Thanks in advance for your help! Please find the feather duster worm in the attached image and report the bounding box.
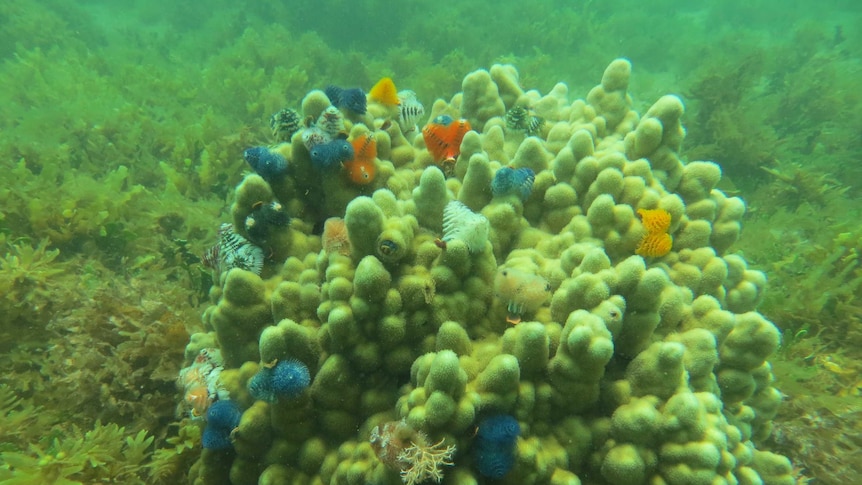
[442,200,489,254]
[201,223,265,275]
[474,415,520,478]
[491,167,535,200]
[325,85,367,115]
[343,133,378,185]
[636,208,673,257]
[505,105,544,137]
[177,348,228,419]
[310,139,354,171]
[317,105,346,138]
[270,108,302,142]
[301,125,330,152]
[369,77,400,107]
[244,201,290,246]
[422,115,472,175]
[397,90,425,134]
[202,400,241,450]
[248,358,311,403]
[637,208,672,233]
[494,268,551,324]
[636,232,673,258]
[243,146,288,182]
[322,217,351,256]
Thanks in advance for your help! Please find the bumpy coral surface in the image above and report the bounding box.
[187,59,794,485]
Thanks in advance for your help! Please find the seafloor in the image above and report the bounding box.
[0,1,860,484]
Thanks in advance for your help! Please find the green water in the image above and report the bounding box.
[1,1,860,484]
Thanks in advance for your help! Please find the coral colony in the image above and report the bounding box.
[185,60,797,485]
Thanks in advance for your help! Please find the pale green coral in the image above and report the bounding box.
[548,310,614,413]
[399,350,474,434]
[187,60,795,485]
[461,68,506,130]
[457,152,494,212]
[345,196,385,261]
[258,318,320,368]
[410,167,450,232]
[586,58,636,134]
[205,268,271,367]
[502,321,551,379]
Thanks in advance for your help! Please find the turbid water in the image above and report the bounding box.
[1,1,859,484]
